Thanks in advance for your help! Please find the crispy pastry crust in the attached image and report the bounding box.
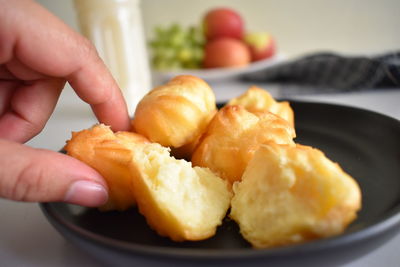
[65,125,231,241]
[64,124,148,211]
[131,75,217,155]
[227,86,294,127]
[192,105,296,184]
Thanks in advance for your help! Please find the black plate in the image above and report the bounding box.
[41,101,400,267]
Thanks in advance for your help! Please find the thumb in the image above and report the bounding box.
[0,139,108,207]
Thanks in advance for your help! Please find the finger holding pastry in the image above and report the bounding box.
[0,0,129,208]
[65,124,149,211]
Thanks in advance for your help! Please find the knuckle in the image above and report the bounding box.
[7,162,45,201]
[19,120,44,143]
[27,121,43,136]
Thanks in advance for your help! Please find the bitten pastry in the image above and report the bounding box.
[131,75,217,158]
[192,105,296,184]
[65,124,232,241]
[64,124,149,211]
[230,143,362,248]
[128,142,232,241]
[227,86,294,127]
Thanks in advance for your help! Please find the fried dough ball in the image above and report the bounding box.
[129,142,232,241]
[131,75,217,157]
[192,105,296,184]
[169,109,217,160]
[64,124,149,211]
[230,143,362,248]
[65,124,231,241]
[227,86,294,127]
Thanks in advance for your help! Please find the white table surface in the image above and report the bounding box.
[1,80,399,267]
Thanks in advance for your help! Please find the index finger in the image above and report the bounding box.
[66,46,131,131]
[1,0,130,131]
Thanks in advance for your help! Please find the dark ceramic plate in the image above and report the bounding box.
[40,101,400,267]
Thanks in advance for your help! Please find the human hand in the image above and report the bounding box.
[0,0,130,206]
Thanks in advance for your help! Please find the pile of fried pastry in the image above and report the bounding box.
[65,75,361,249]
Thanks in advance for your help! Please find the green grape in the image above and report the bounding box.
[157,46,175,61]
[149,23,205,70]
[188,26,204,45]
[192,46,204,62]
[169,23,181,35]
[170,33,185,48]
[177,47,192,63]
[184,61,200,70]
[169,60,183,70]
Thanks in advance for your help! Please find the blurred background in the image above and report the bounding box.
[31,0,400,114]
[37,0,399,58]
[29,0,400,127]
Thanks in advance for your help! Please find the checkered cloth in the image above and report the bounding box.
[241,52,400,91]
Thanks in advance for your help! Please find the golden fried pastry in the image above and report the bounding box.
[230,143,361,248]
[169,109,217,160]
[191,105,296,184]
[131,75,217,157]
[227,86,294,127]
[65,124,231,241]
[64,124,149,211]
[129,142,232,241]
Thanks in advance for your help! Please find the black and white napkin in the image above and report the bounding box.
[241,51,400,92]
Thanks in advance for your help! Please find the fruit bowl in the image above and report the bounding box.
[152,53,286,83]
[150,7,282,84]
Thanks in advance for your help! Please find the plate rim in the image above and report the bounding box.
[40,201,400,259]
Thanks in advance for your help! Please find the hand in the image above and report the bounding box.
[0,0,131,206]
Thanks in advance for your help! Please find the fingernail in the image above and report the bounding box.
[64,181,108,207]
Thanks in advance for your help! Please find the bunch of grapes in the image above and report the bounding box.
[149,24,205,70]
